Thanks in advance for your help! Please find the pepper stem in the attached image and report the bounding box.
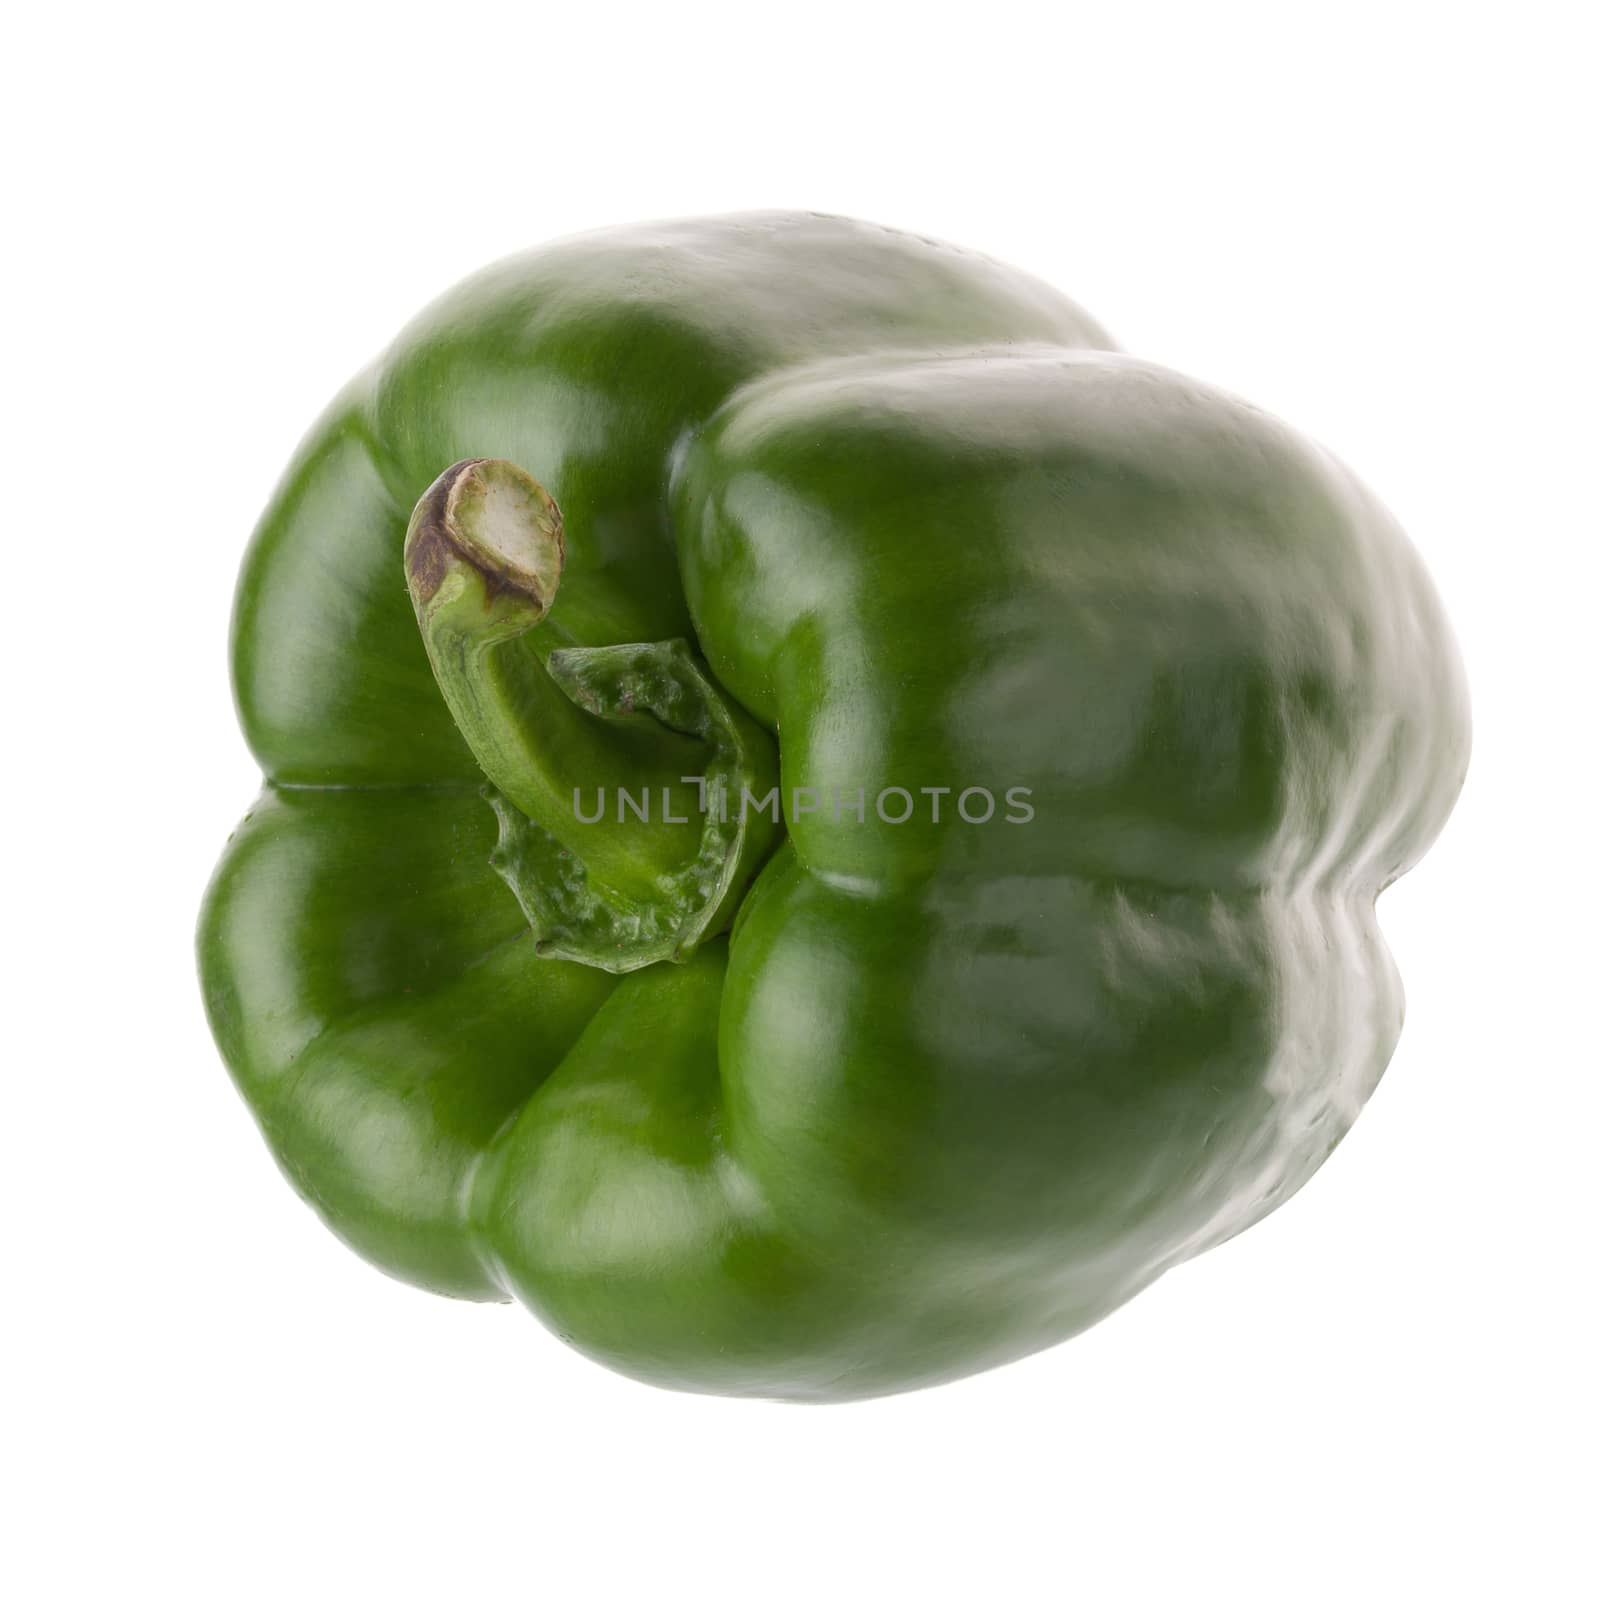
[404,460,780,973]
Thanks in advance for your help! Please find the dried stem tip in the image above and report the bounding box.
[404,458,565,613]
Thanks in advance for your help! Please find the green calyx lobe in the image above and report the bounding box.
[404,459,780,974]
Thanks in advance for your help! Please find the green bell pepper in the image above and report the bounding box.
[199,212,1469,1400]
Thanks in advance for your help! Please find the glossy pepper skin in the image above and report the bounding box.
[198,212,1469,1400]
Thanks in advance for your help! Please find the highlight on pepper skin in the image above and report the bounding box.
[197,211,1470,1402]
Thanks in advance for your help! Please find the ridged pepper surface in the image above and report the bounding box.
[199,213,1469,1399]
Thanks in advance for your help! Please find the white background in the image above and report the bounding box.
[5,4,1595,1595]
